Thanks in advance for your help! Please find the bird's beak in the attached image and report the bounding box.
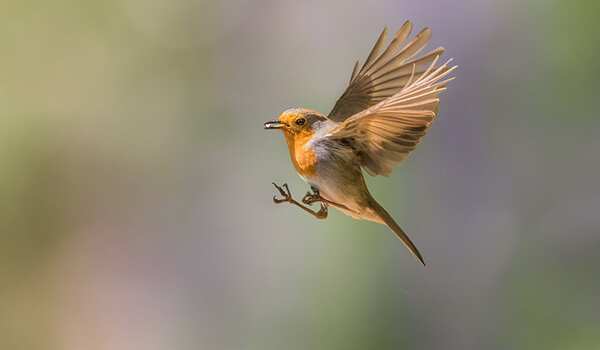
[264,120,287,130]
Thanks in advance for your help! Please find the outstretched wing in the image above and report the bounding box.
[327,58,457,177]
[328,21,445,123]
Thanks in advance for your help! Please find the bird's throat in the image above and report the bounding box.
[283,130,317,178]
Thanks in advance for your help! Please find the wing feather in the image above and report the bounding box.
[328,59,457,177]
[358,27,389,76]
[328,22,444,122]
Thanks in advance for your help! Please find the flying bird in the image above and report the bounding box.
[264,21,456,266]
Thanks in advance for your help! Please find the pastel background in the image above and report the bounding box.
[1,0,598,349]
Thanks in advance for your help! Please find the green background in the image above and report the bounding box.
[1,0,599,349]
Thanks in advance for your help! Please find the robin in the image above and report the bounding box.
[264,21,456,266]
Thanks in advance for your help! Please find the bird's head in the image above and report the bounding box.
[264,108,327,137]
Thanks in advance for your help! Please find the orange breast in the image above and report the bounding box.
[283,130,317,178]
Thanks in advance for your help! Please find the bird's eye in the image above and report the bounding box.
[295,118,306,126]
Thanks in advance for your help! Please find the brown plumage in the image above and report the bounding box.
[265,21,457,266]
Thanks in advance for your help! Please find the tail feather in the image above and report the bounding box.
[372,201,426,267]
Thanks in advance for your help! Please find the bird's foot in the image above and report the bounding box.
[272,183,293,204]
[302,191,322,205]
[270,182,328,219]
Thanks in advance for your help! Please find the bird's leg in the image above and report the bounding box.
[272,183,328,219]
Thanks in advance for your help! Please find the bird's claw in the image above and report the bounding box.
[272,182,292,204]
[302,191,321,205]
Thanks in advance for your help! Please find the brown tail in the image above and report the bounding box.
[371,201,426,267]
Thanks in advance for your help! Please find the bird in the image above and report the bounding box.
[264,21,456,266]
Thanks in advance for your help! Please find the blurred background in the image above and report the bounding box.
[1,0,599,349]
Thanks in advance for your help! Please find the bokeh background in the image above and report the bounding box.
[1,0,599,349]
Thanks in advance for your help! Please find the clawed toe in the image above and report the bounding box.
[272,182,292,204]
[302,188,323,205]
[302,192,318,205]
[302,192,311,205]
